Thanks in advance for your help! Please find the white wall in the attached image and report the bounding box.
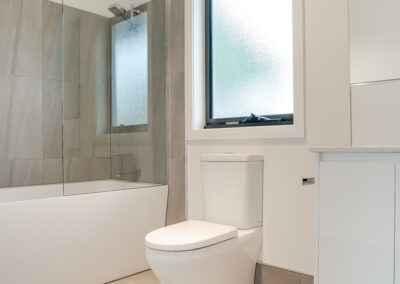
[185,0,351,276]
[187,142,316,275]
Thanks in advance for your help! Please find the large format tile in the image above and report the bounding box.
[167,0,185,75]
[0,160,10,188]
[255,264,314,284]
[255,265,301,284]
[64,17,80,83]
[301,275,314,284]
[79,11,110,84]
[7,75,43,160]
[14,0,43,77]
[109,270,160,284]
[44,159,63,184]
[63,158,91,183]
[166,158,186,225]
[8,159,44,187]
[90,158,111,180]
[43,0,62,80]
[79,83,96,158]
[43,79,62,159]
[0,74,11,160]
[0,0,23,74]
[64,81,80,119]
[167,72,185,160]
[63,118,80,157]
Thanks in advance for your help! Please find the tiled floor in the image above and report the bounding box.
[109,270,160,284]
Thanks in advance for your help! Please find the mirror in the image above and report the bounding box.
[349,0,400,84]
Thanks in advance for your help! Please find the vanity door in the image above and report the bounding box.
[396,164,400,284]
[319,162,395,284]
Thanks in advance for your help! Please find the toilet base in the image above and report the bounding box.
[146,227,262,284]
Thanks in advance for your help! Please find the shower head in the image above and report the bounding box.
[108,3,127,17]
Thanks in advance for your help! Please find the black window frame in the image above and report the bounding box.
[204,0,294,129]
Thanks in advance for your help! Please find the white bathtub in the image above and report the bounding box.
[0,180,168,284]
[0,180,160,203]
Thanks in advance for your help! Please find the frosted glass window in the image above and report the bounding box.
[209,0,294,120]
[112,13,148,127]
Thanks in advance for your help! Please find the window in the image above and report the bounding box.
[111,10,148,132]
[205,0,294,128]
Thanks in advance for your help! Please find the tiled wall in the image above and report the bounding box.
[165,0,186,225]
[110,0,168,185]
[0,0,63,187]
[0,0,175,190]
[63,5,112,183]
[255,264,314,284]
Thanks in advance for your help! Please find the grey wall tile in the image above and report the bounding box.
[166,158,186,225]
[63,158,110,183]
[43,79,62,159]
[44,159,63,184]
[0,0,23,74]
[43,0,62,80]
[64,18,80,83]
[0,160,10,188]
[64,82,80,119]
[91,158,111,180]
[14,0,43,77]
[8,159,43,187]
[63,158,91,182]
[165,0,186,224]
[63,118,80,157]
[0,74,11,161]
[168,72,185,160]
[7,75,43,160]
[79,83,96,158]
[167,0,185,75]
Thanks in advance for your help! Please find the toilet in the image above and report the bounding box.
[145,154,264,284]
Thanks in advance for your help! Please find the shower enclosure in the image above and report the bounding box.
[0,0,167,200]
[0,1,170,283]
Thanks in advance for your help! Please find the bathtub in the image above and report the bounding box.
[0,180,168,284]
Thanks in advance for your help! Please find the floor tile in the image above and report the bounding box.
[109,270,160,284]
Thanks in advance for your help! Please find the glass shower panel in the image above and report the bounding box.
[0,0,64,202]
[112,13,149,128]
[62,0,167,196]
[62,1,113,196]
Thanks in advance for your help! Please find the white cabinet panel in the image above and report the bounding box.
[350,0,400,84]
[352,81,400,147]
[319,162,395,284]
[396,164,400,284]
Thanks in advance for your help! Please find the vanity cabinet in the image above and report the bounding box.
[315,151,400,284]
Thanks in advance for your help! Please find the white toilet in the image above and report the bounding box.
[145,154,263,284]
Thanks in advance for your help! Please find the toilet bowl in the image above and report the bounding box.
[145,154,264,284]
[146,220,263,284]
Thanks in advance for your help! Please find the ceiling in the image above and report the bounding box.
[49,0,150,17]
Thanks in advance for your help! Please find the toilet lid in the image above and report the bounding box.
[145,220,238,252]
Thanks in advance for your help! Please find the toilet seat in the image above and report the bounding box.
[145,220,237,252]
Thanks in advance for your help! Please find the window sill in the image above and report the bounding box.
[204,120,293,129]
[186,123,304,141]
